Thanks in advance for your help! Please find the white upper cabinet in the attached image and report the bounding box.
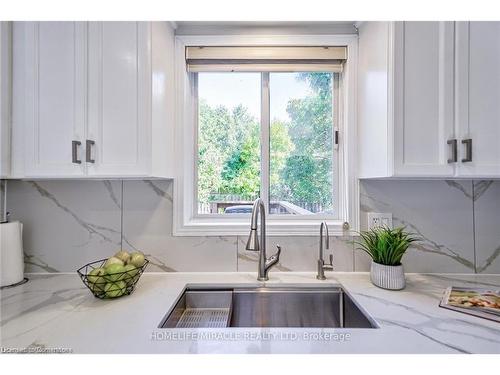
[87,22,151,176]
[393,22,455,177]
[455,22,500,177]
[23,22,87,177]
[358,21,455,178]
[358,21,500,178]
[11,21,174,178]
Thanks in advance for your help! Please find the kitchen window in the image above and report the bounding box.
[174,37,359,236]
[197,71,338,217]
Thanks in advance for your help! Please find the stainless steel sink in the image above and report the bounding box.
[159,284,377,329]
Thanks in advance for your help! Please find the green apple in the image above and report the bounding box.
[123,263,139,276]
[129,251,146,268]
[104,263,126,282]
[90,282,106,295]
[88,267,106,284]
[104,280,126,298]
[113,250,130,265]
[103,256,124,268]
[123,264,139,285]
[87,267,106,291]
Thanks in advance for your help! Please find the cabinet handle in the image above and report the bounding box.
[72,141,82,164]
[461,139,472,163]
[86,140,95,163]
[447,139,457,163]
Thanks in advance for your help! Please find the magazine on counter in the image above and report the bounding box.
[439,286,500,323]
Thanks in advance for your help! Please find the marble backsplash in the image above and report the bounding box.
[3,179,500,274]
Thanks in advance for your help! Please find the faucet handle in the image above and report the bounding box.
[268,245,281,262]
[273,245,282,260]
[265,244,282,271]
[328,254,334,266]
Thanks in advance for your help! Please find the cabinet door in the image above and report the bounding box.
[456,22,500,177]
[393,22,455,176]
[87,22,151,176]
[24,22,86,176]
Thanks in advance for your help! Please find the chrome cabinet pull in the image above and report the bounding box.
[86,140,95,163]
[72,141,82,164]
[461,139,472,163]
[447,139,457,163]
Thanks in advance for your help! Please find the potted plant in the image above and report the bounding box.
[354,227,419,290]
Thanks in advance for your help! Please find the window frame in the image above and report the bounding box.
[173,34,359,236]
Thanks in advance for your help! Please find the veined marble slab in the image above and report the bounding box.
[358,180,476,273]
[7,180,123,272]
[1,272,499,354]
[5,179,500,274]
[474,181,500,274]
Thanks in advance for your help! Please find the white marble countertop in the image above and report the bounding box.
[1,272,499,354]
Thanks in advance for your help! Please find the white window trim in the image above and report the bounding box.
[173,34,359,236]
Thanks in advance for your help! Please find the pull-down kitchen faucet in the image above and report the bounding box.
[316,221,333,280]
[245,198,281,281]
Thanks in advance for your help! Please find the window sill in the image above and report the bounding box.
[173,217,354,237]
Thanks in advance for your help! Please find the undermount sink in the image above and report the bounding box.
[159,284,377,329]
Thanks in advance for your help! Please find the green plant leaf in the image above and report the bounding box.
[353,226,420,266]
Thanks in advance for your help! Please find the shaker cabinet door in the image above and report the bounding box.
[23,22,87,176]
[393,21,456,177]
[456,21,500,177]
[87,22,152,177]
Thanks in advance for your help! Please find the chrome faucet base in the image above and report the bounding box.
[316,275,326,281]
[257,276,269,282]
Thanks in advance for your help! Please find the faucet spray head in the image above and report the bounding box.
[245,229,259,251]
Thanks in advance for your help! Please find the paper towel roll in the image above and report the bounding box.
[0,221,25,287]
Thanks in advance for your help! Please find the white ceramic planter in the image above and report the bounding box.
[370,261,406,290]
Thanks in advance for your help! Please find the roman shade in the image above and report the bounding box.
[185,46,347,72]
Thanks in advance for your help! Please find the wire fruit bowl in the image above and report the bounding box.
[77,258,149,299]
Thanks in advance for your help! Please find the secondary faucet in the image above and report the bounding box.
[316,222,333,280]
[245,198,282,281]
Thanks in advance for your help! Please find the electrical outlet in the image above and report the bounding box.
[366,212,393,230]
